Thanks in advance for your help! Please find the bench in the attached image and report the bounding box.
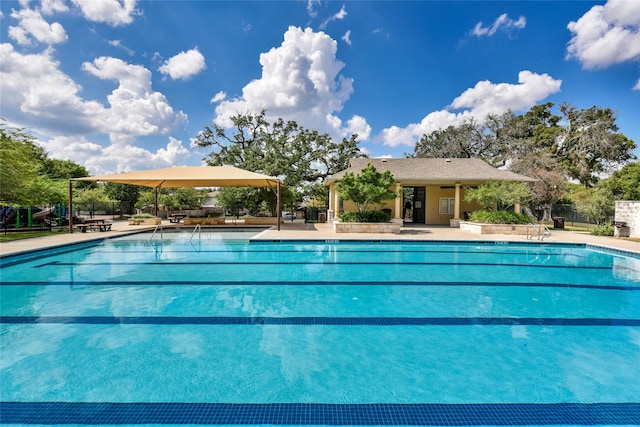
[76,223,112,232]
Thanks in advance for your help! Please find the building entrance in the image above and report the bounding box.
[403,187,426,224]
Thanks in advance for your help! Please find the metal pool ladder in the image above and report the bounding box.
[148,223,163,241]
[190,224,201,242]
[527,223,551,241]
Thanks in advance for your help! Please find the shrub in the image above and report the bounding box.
[188,213,223,218]
[335,164,396,213]
[589,224,614,236]
[132,213,156,218]
[340,210,391,223]
[468,210,532,224]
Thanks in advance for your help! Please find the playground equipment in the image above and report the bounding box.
[0,205,69,231]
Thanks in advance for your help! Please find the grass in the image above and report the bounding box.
[0,230,69,242]
[557,225,591,232]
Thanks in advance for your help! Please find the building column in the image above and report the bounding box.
[454,183,461,220]
[394,183,403,221]
[328,184,335,220]
[514,203,521,214]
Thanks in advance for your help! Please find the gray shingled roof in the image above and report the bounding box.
[325,158,536,184]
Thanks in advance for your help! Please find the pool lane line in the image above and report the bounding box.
[1,401,638,425]
[2,280,638,291]
[31,260,615,270]
[89,247,588,256]
[2,316,639,326]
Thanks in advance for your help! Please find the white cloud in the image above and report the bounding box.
[450,70,562,117]
[42,135,191,175]
[379,110,470,149]
[634,79,640,91]
[108,39,135,56]
[83,56,187,142]
[154,136,191,165]
[210,91,226,103]
[0,43,103,131]
[307,0,321,18]
[71,0,139,27]
[8,8,67,45]
[1,42,187,168]
[158,48,206,80]
[567,0,640,69]
[471,13,526,37]
[344,115,371,140]
[214,26,367,141]
[320,5,347,30]
[41,135,104,168]
[99,137,191,174]
[41,0,69,15]
[379,71,561,148]
[342,30,352,46]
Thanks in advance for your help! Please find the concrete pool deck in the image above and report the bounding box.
[1,218,639,257]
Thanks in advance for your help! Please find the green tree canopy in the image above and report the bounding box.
[194,110,365,213]
[194,110,364,189]
[556,103,636,186]
[74,187,114,214]
[103,183,143,215]
[412,113,512,167]
[42,158,89,180]
[598,161,640,201]
[216,187,253,217]
[0,121,60,206]
[464,181,531,211]
[1,133,42,205]
[335,163,396,213]
[413,102,636,191]
[570,186,614,226]
[158,188,209,210]
[1,121,86,206]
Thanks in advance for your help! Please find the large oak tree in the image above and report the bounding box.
[194,110,364,188]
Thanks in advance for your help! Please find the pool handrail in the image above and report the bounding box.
[527,223,551,241]
[148,223,163,241]
[190,224,201,242]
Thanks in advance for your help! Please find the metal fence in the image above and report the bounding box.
[551,204,594,225]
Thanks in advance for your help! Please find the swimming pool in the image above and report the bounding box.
[1,230,639,425]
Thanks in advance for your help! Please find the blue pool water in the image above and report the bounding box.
[1,230,639,426]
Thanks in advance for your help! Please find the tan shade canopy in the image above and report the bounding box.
[73,165,280,188]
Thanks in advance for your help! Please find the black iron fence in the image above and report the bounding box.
[550,204,598,226]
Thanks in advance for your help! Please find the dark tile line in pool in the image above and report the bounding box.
[3,315,639,326]
[2,280,638,291]
[253,239,640,259]
[88,248,590,256]
[252,239,589,247]
[2,401,638,425]
[0,241,101,268]
[586,244,640,259]
[29,260,616,270]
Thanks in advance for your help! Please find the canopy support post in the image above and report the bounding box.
[155,188,159,217]
[277,180,281,231]
[68,180,74,233]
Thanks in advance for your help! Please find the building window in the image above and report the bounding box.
[439,197,455,215]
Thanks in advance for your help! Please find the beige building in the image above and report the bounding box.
[325,158,536,226]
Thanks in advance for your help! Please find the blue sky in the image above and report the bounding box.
[1,0,639,175]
